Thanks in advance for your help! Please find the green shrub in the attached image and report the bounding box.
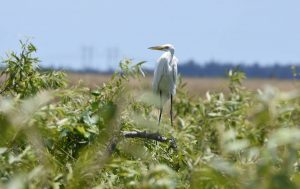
[1,41,300,189]
[0,40,66,98]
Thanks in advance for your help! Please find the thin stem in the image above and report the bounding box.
[170,94,173,127]
[158,90,163,126]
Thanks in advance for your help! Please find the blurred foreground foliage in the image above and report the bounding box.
[1,41,300,189]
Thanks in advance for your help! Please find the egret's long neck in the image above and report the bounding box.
[168,49,175,62]
[169,49,174,57]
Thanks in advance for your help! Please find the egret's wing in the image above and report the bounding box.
[152,57,168,94]
[172,57,178,83]
[171,57,178,95]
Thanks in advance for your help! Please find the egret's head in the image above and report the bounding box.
[148,44,175,53]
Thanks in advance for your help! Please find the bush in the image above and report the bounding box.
[0,40,66,98]
[1,41,300,189]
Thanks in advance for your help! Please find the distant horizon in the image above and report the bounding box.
[33,59,299,79]
[33,58,300,72]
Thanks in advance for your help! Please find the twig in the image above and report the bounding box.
[122,131,177,150]
[0,85,10,95]
[0,81,17,95]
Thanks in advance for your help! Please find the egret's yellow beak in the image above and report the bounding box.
[148,45,166,51]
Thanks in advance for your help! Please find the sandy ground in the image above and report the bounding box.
[67,73,299,96]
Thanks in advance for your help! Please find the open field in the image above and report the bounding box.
[67,72,299,96]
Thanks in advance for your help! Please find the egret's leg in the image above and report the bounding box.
[170,94,173,127]
[158,90,163,126]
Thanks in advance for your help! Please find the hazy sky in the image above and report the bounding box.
[1,0,300,70]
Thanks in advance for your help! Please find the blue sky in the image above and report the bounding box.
[1,0,300,70]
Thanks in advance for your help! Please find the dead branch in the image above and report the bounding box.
[122,131,177,150]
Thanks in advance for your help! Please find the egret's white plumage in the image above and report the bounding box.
[149,44,178,126]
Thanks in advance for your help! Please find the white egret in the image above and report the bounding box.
[149,44,178,127]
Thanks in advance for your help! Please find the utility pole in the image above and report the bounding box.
[81,45,94,70]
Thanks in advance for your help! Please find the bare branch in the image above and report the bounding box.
[122,131,177,150]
